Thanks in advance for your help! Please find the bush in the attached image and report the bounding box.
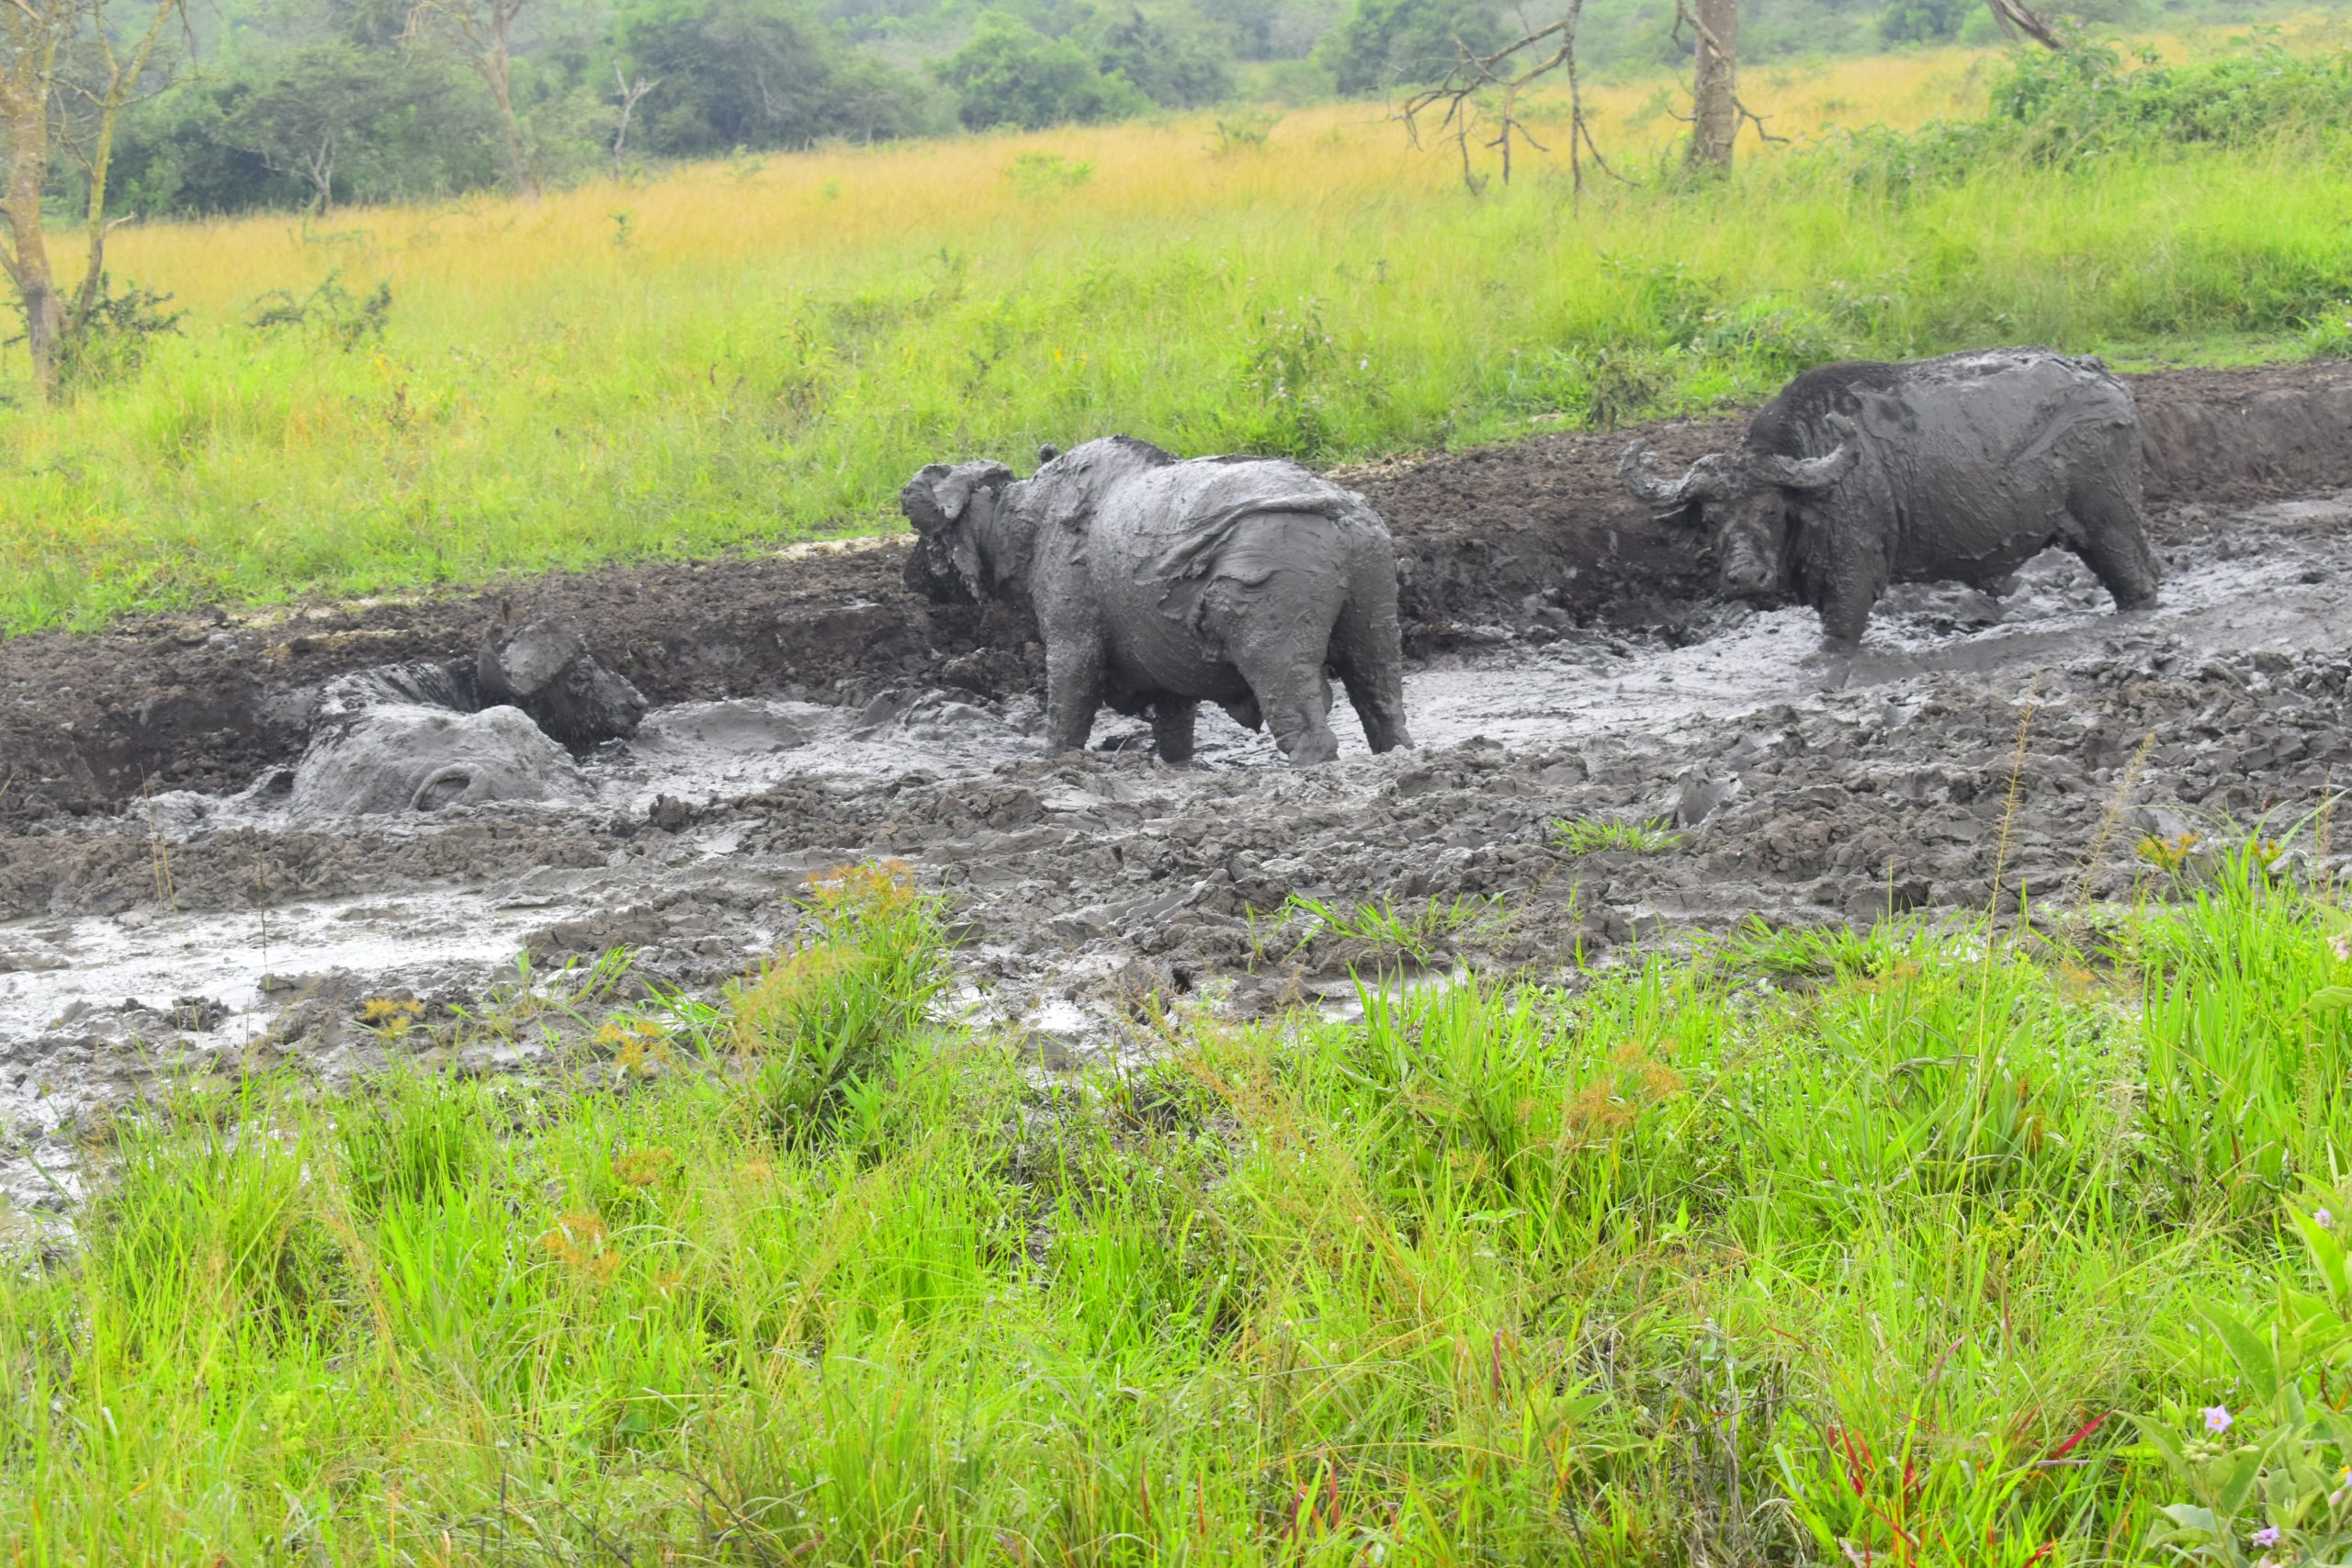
[1093,6,1235,107]
[619,0,937,155]
[1005,150,1094,194]
[730,861,951,1149]
[55,276,184,395]
[1990,40,2352,157]
[934,11,1150,131]
[245,269,393,353]
[1825,40,2352,202]
[1317,0,1503,96]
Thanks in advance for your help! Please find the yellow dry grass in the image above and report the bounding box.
[0,14,2342,630]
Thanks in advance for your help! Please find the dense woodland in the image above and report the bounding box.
[38,0,2323,220]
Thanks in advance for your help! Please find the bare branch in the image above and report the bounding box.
[611,62,656,170]
[1395,0,1629,202]
[1984,0,2064,50]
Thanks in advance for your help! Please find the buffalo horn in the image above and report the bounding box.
[1618,440,1741,512]
[1756,442,1858,492]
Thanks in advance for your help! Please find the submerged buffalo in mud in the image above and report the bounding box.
[902,435,1411,764]
[1620,348,2163,649]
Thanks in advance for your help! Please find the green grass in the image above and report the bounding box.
[1550,815,1688,856]
[3,37,2350,633]
[11,853,2352,1559]
[1261,891,1507,968]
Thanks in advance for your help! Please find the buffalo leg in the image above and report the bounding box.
[1815,583,1879,653]
[1152,699,1198,763]
[1044,638,1104,753]
[2065,484,2161,611]
[1212,607,1340,765]
[1329,631,1411,756]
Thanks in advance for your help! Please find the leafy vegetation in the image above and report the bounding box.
[5,27,2349,632]
[9,848,2352,1558]
[1551,814,1687,854]
[59,0,2350,222]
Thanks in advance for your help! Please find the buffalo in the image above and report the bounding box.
[1619,348,2162,649]
[902,435,1411,764]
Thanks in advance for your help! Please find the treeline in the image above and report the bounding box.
[103,0,1275,215]
[86,0,2325,218]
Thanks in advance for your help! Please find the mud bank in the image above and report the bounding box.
[5,482,2352,1211]
[4,362,2346,825]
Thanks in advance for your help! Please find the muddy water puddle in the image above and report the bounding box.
[5,493,2350,1213]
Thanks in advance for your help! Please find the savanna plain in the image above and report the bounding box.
[9,19,2352,1566]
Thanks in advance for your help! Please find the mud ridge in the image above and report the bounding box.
[4,362,2346,826]
[3,471,2351,1212]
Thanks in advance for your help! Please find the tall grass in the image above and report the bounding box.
[2,23,2348,633]
[7,853,2352,1559]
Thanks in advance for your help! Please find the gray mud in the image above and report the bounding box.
[5,488,2350,1213]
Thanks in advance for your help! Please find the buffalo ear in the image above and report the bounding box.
[934,468,984,525]
[901,464,959,535]
[1037,443,1061,464]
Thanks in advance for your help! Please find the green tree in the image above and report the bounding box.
[0,0,185,397]
[1317,0,1501,96]
[933,11,1148,130]
[110,48,502,214]
[1879,0,1973,42]
[403,0,538,196]
[616,0,932,153]
[1094,6,1231,107]
[220,42,408,210]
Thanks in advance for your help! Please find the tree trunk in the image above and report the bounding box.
[0,75,62,396]
[484,55,537,198]
[1689,0,1738,169]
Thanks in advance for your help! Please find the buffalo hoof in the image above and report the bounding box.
[1807,641,1859,691]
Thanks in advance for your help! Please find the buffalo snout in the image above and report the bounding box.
[1718,539,1779,596]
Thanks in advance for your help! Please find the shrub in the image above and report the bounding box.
[55,276,184,395]
[933,13,1149,132]
[1005,151,1094,194]
[244,269,392,353]
[729,860,951,1148]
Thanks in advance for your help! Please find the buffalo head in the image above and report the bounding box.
[1618,419,1858,598]
[900,459,1016,604]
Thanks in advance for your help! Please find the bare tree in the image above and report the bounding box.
[0,0,183,398]
[610,62,654,173]
[1405,0,2063,185]
[405,0,537,197]
[1681,0,1738,166]
[1399,0,1625,197]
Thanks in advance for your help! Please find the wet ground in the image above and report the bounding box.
[3,362,2349,1213]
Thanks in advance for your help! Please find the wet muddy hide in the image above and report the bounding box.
[901,436,1411,765]
[278,626,628,817]
[291,703,588,816]
[478,616,649,748]
[1619,348,2164,649]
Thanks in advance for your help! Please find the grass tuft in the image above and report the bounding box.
[1551,813,1686,854]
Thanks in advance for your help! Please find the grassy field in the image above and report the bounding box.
[1,20,2348,634]
[8,850,2352,1561]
